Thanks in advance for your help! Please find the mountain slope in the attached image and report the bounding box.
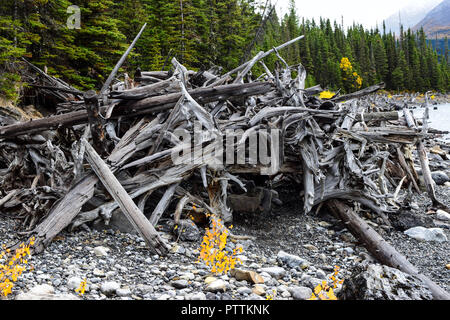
[382,0,442,35]
[413,0,450,38]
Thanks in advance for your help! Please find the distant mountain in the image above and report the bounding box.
[413,0,450,39]
[381,0,442,35]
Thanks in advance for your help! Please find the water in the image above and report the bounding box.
[412,103,450,141]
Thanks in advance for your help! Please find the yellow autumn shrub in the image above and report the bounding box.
[0,237,35,297]
[75,278,87,296]
[319,90,335,99]
[309,265,344,300]
[340,57,363,91]
[197,213,242,275]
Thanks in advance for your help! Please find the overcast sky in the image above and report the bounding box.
[273,0,442,28]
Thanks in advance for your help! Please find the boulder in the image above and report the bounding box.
[404,226,448,242]
[339,264,433,300]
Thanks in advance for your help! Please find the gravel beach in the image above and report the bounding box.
[1,183,449,300]
[1,114,449,301]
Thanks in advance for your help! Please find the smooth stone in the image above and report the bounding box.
[188,292,207,300]
[15,284,80,300]
[204,276,218,284]
[179,272,195,280]
[93,268,105,277]
[343,247,355,255]
[116,288,132,297]
[289,286,313,300]
[245,293,265,300]
[260,267,286,279]
[431,171,449,185]
[436,210,450,222]
[231,269,264,284]
[252,285,266,296]
[205,279,227,292]
[277,251,310,269]
[410,202,420,211]
[93,246,109,257]
[236,286,252,295]
[67,277,83,290]
[315,270,327,280]
[404,226,448,242]
[100,281,121,295]
[303,244,318,251]
[172,279,190,289]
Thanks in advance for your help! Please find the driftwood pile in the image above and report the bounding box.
[0,28,449,299]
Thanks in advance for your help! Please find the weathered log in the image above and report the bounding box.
[83,138,170,255]
[140,71,171,80]
[355,111,399,122]
[396,146,421,193]
[109,77,180,100]
[100,23,147,96]
[207,35,305,87]
[332,83,385,102]
[149,183,179,226]
[327,199,450,300]
[0,82,273,138]
[28,119,153,252]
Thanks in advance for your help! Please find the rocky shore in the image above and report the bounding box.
[1,180,449,301]
[1,120,449,301]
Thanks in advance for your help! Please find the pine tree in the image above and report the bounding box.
[372,33,388,83]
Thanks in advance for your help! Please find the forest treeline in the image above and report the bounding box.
[0,0,449,102]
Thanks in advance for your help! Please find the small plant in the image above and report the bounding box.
[75,278,87,296]
[319,90,335,99]
[309,266,344,300]
[197,213,242,275]
[266,289,276,300]
[340,57,363,91]
[0,237,35,298]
